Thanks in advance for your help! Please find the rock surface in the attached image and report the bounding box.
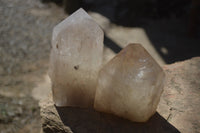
[40,95,179,133]
[49,8,104,107]
[157,57,200,133]
[40,57,200,133]
[94,44,165,122]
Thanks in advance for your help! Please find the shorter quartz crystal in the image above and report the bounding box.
[94,43,165,122]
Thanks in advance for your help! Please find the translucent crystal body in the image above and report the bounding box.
[94,44,165,122]
[49,8,104,107]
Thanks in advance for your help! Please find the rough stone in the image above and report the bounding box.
[157,57,200,133]
[40,94,179,133]
[49,8,104,107]
[94,43,165,122]
[40,57,200,133]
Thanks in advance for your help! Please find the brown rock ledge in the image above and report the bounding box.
[40,57,200,133]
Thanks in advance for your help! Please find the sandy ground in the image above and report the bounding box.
[0,0,199,133]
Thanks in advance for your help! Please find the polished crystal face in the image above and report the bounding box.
[94,44,165,122]
[49,8,104,107]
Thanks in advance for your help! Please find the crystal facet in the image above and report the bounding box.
[94,43,165,122]
[49,8,104,107]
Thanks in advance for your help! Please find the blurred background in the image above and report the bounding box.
[0,0,199,132]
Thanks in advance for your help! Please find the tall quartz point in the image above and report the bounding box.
[49,8,104,107]
[94,44,165,122]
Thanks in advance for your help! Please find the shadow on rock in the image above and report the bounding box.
[104,35,122,53]
[55,106,180,133]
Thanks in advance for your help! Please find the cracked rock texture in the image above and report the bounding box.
[157,57,200,133]
[40,57,200,133]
